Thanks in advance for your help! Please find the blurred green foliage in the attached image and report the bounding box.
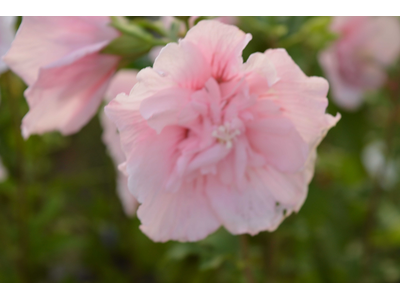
[1,16,400,283]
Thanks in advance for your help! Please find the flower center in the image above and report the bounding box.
[212,123,241,149]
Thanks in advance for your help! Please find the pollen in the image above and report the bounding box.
[212,123,241,149]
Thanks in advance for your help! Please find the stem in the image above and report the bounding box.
[361,77,400,281]
[240,234,255,283]
[184,18,190,33]
[264,233,276,282]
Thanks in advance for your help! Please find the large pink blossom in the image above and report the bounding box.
[105,20,340,242]
[3,17,120,138]
[319,17,400,110]
[100,69,139,216]
[0,16,16,74]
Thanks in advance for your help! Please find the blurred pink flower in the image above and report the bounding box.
[3,17,120,138]
[105,20,340,242]
[0,16,16,74]
[100,69,139,216]
[319,17,400,110]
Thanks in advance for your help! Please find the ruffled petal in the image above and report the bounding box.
[242,52,278,94]
[264,48,340,148]
[206,169,288,235]
[185,20,252,81]
[246,111,309,173]
[104,69,138,102]
[140,87,192,134]
[138,177,220,242]
[153,40,211,90]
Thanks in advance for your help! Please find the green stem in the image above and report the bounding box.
[240,234,255,283]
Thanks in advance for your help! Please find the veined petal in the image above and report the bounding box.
[3,16,118,85]
[22,52,118,138]
[185,20,252,81]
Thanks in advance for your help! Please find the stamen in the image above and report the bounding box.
[212,123,241,149]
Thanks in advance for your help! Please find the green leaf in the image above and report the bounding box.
[101,34,152,58]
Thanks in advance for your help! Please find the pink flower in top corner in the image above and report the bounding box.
[100,69,139,216]
[105,20,340,242]
[319,17,400,111]
[0,16,16,74]
[3,17,120,139]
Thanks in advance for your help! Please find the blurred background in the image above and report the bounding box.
[1,16,400,283]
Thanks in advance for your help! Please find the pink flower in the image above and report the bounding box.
[100,69,139,216]
[319,17,400,110]
[0,16,16,74]
[105,20,340,242]
[3,17,120,138]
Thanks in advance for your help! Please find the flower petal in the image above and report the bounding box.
[22,52,118,138]
[104,69,138,102]
[246,111,309,173]
[206,169,288,235]
[138,177,220,242]
[185,20,252,81]
[3,16,118,85]
[264,48,340,148]
[153,40,211,90]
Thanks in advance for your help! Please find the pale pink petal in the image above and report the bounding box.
[246,113,309,173]
[185,20,252,81]
[138,177,220,242]
[242,52,278,94]
[140,87,192,134]
[105,94,183,201]
[0,16,16,74]
[104,69,138,102]
[3,17,118,85]
[22,52,119,138]
[264,48,340,148]
[153,40,211,90]
[206,170,287,235]
[101,109,138,216]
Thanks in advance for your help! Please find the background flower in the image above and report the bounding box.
[319,16,400,110]
[106,20,340,242]
[3,17,120,138]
